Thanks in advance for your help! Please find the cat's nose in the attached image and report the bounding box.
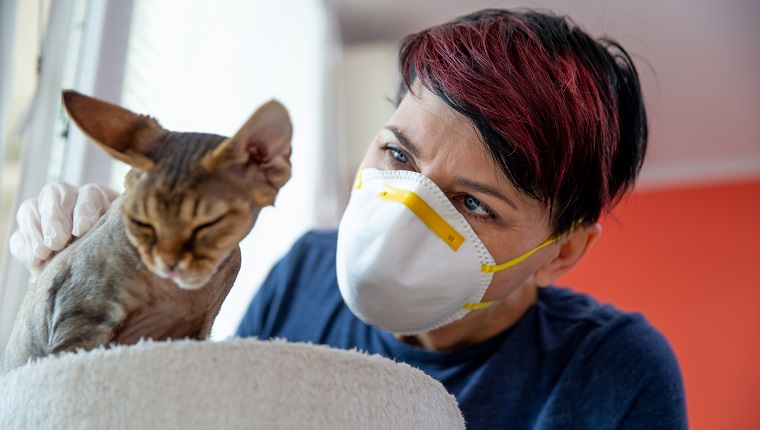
[158,254,180,271]
[155,240,183,271]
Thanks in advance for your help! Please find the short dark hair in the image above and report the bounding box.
[398,9,647,235]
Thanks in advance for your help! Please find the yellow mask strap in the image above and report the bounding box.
[353,165,364,190]
[467,220,582,310]
[465,238,555,310]
[463,302,494,310]
[480,219,584,274]
[480,236,557,273]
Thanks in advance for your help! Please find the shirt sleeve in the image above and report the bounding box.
[614,320,688,429]
[572,314,688,429]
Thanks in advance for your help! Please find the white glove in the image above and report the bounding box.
[9,182,119,275]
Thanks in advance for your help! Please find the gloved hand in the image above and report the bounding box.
[9,182,119,275]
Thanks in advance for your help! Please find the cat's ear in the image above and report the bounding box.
[201,100,292,196]
[62,90,167,171]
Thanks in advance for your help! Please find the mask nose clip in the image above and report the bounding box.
[377,184,465,251]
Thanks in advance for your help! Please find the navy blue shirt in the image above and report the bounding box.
[237,230,687,429]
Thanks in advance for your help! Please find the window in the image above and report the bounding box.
[0,0,347,348]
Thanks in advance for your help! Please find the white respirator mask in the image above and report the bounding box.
[336,167,562,335]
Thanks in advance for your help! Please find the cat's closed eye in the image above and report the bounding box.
[192,214,227,237]
[128,217,155,234]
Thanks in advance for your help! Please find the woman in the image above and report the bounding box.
[11,9,686,429]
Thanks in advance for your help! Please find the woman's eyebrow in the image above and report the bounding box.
[385,124,517,210]
[454,177,519,211]
[385,126,421,158]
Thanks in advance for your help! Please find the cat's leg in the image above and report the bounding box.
[48,309,125,354]
[47,289,127,355]
[1,283,51,372]
[195,248,242,339]
[196,316,215,339]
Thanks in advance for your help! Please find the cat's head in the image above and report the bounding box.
[62,90,292,290]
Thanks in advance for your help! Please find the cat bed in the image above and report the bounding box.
[0,338,464,429]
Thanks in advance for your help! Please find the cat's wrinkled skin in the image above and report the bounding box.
[2,91,292,373]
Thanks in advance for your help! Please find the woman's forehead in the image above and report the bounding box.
[383,84,545,214]
[390,84,482,151]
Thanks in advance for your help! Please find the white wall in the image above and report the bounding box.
[339,42,398,180]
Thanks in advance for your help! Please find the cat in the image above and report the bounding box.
[1,90,292,373]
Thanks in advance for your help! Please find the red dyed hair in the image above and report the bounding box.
[398,9,647,235]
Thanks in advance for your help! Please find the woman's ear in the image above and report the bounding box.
[533,223,602,287]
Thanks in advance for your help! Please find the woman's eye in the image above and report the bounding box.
[382,144,409,165]
[459,195,496,220]
[391,148,409,163]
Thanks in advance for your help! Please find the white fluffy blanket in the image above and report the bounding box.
[0,338,464,429]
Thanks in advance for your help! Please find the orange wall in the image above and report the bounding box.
[561,179,760,430]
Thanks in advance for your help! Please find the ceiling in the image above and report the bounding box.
[331,0,505,45]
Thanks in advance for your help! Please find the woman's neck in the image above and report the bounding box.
[395,283,539,351]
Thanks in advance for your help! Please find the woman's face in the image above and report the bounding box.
[360,83,558,302]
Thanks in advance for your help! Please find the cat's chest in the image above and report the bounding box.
[111,245,240,345]
[114,278,224,344]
